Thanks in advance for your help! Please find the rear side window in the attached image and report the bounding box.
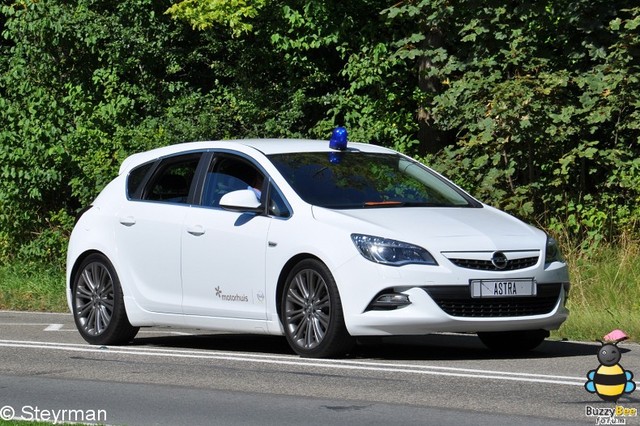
[142,154,201,204]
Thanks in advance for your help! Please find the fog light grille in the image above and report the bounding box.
[422,283,562,317]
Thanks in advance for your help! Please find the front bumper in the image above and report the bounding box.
[345,286,569,336]
[335,256,570,336]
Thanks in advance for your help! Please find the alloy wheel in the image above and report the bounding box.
[74,261,115,336]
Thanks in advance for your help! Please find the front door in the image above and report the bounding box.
[181,208,270,319]
[181,154,270,319]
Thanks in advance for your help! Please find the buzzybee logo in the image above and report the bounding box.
[585,342,636,402]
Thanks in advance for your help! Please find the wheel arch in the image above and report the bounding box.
[275,253,354,357]
[275,253,326,321]
[68,249,123,313]
[69,249,140,345]
[69,249,107,291]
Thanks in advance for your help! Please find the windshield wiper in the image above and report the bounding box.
[363,201,455,208]
[363,201,404,207]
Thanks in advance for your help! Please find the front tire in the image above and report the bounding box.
[281,259,354,358]
[72,254,139,345]
[478,329,549,352]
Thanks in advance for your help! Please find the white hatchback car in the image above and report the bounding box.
[67,130,569,357]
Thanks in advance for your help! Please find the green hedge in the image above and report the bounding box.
[1,0,638,263]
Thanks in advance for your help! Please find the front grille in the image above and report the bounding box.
[448,256,538,271]
[422,283,562,317]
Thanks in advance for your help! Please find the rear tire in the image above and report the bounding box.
[72,254,139,345]
[281,259,354,358]
[478,329,549,352]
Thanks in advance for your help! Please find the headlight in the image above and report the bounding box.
[351,234,438,266]
[545,236,564,263]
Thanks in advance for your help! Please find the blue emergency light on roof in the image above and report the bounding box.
[329,127,348,150]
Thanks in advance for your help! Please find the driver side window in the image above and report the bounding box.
[201,156,264,208]
[200,154,291,218]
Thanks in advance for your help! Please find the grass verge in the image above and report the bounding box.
[0,262,66,312]
[1,235,639,343]
[552,233,640,342]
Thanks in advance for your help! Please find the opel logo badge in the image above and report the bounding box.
[491,251,508,270]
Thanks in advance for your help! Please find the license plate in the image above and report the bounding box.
[470,279,536,298]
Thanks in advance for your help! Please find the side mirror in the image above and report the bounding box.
[219,189,262,213]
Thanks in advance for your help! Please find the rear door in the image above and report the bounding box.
[114,153,203,314]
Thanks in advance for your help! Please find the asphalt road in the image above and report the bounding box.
[0,311,638,425]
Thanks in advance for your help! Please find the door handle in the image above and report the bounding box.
[187,225,205,236]
[119,216,136,226]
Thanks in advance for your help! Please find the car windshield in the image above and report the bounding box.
[268,151,478,209]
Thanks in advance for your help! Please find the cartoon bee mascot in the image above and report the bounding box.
[585,340,636,402]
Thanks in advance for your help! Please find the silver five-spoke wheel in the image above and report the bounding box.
[72,254,139,345]
[282,259,353,357]
[75,261,114,336]
[285,268,331,350]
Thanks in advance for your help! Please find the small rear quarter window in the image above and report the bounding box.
[127,162,154,200]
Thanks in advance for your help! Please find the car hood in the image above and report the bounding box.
[311,205,545,252]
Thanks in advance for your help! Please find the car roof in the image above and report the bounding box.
[118,139,396,175]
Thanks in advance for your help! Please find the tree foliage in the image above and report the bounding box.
[166,0,266,36]
[384,1,640,246]
[0,0,252,260]
[0,0,638,262]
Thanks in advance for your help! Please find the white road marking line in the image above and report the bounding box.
[44,324,64,331]
[0,321,191,335]
[0,323,57,326]
[0,339,585,386]
[0,310,72,315]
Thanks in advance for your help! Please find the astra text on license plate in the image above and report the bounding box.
[470,279,536,298]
